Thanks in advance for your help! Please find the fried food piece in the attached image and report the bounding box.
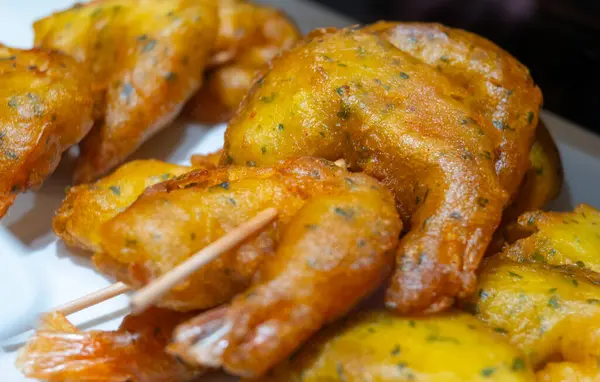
[251,310,535,382]
[190,150,222,168]
[0,45,94,217]
[53,160,196,253]
[504,121,563,222]
[34,0,219,183]
[16,308,201,382]
[469,256,600,377]
[222,23,542,313]
[97,157,401,314]
[184,0,300,123]
[502,204,600,281]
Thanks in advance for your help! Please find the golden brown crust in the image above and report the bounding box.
[221,23,542,313]
[34,0,220,183]
[0,45,94,217]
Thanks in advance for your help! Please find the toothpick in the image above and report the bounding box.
[130,207,278,314]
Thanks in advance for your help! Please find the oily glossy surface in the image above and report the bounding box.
[34,0,219,183]
[34,0,298,183]
[16,308,200,382]
[184,0,300,123]
[470,256,600,377]
[98,157,401,314]
[0,44,94,217]
[252,310,535,382]
[503,204,600,279]
[53,159,197,253]
[163,158,401,377]
[222,23,542,313]
[504,121,564,222]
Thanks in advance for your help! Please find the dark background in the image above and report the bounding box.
[313,0,600,135]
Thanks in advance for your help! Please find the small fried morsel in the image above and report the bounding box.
[469,256,600,377]
[34,0,219,183]
[0,44,94,217]
[16,308,201,382]
[251,310,535,382]
[184,0,300,123]
[502,204,600,280]
[53,160,196,253]
[222,22,542,313]
[97,157,401,314]
[504,121,563,222]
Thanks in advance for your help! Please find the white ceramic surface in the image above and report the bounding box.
[0,1,598,381]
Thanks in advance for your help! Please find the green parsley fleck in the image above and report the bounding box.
[572,279,579,287]
[508,271,522,279]
[481,367,496,377]
[277,123,284,131]
[512,357,526,371]
[575,260,585,268]
[527,111,534,124]
[259,92,277,103]
[390,345,401,356]
[587,299,600,305]
[548,295,560,309]
[7,97,17,108]
[334,207,354,220]
[109,185,121,196]
[493,327,508,334]
[142,39,157,53]
[337,103,351,120]
[477,197,489,208]
[399,72,409,79]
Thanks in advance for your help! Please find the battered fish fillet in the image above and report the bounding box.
[252,311,535,382]
[16,308,201,382]
[469,257,600,380]
[97,157,400,316]
[34,0,298,183]
[0,45,94,217]
[222,23,542,313]
[53,159,199,253]
[184,0,300,123]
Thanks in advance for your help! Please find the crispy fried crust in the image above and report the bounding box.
[0,45,94,216]
[221,23,542,313]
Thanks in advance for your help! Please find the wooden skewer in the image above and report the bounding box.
[130,207,279,314]
[52,281,132,316]
[9,282,131,337]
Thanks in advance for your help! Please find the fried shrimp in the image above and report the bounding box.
[16,308,201,382]
[221,23,542,313]
[96,158,400,316]
[0,44,94,216]
[34,0,298,183]
[53,160,196,253]
[34,0,219,183]
[184,0,300,123]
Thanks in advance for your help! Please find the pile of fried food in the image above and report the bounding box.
[3,0,598,381]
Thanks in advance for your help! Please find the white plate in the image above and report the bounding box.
[0,1,599,381]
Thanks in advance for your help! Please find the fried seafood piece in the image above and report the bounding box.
[503,122,563,221]
[16,308,201,382]
[34,0,219,183]
[252,310,535,382]
[53,160,198,253]
[469,256,600,379]
[96,157,401,315]
[184,0,300,123]
[0,45,94,217]
[222,23,542,313]
[502,204,600,280]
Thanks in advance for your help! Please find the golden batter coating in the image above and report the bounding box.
[0,45,94,217]
[252,311,535,382]
[34,0,219,183]
[96,158,401,316]
[221,23,542,313]
[16,308,201,382]
[504,121,563,222]
[469,256,600,379]
[184,0,300,123]
[53,160,196,253]
[502,204,600,282]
